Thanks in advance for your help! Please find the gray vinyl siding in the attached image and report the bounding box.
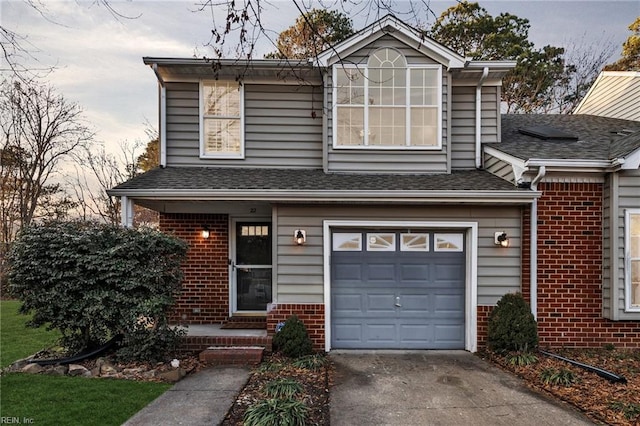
[274,204,522,304]
[325,35,449,173]
[450,86,500,170]
[165,82,323,167]
[614,169,640,320]
[574,73,640,121]
[484,153,515,184]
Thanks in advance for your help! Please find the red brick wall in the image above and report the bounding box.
[477,305,492,348]
[522,182,640,348]
[160,213,230,324]
[267,304,325,351]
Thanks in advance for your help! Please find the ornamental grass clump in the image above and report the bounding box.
[487,292,538,354]
[272,315,313,359]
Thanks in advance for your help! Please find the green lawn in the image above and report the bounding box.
[1,300,61,368]
[0,300,171,425]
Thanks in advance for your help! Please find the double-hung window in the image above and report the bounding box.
[625,209,640,311]
[200,81,244,158]
[333,48,441,149]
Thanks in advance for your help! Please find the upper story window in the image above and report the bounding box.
[333,48,441,149]
[200,81,244,159]
[625,209,640,311]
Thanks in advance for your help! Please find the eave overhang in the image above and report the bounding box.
[107,188,539,204]
[143,57,321,84]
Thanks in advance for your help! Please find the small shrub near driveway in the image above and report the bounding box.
[487,292,538,354]
[7,221,187,362]
[272,315,314,358]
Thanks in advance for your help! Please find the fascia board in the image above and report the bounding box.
[619,148,640,169]
[107,189,540,203]
[525,158,611,169]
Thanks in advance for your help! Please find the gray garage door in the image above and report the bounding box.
[331,231,466,349]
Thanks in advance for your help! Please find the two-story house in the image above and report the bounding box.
[109,15,640,353]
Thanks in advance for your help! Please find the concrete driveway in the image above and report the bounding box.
[329,351,593,425]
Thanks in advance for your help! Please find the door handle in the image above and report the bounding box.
[395,296,402,307]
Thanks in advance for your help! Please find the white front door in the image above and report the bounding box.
[231,221,272,313]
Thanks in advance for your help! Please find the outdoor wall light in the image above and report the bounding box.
[494,231,509,248]
[201,226,210,239]
[294,229,306,245]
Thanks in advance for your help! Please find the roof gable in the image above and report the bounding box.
[316,14,466,68]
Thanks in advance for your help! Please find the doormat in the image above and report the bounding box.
[220,322,266,330]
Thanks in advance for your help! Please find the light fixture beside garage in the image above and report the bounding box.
[294,229,306,245]
[201,225,210,239]
[494,231,509,248]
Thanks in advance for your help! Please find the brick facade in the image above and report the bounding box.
[522,182,640,348]
[267,304,326,351]
[160,213,230,324]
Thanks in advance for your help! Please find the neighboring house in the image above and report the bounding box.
[109,15,640,352]
[573,71,640,121]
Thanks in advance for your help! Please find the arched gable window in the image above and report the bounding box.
[334,48,441,149]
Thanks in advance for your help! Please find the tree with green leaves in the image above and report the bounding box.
[604,17,640,71]
[429,1,567,113]
[265,9,354,59]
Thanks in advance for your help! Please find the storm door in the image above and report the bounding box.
[233,222,272,312]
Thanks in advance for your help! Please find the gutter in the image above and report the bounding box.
[530,165,546,320]
[475,67,489,169]
[107,188,540,203]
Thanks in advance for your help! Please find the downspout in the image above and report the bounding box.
[475,67,489,169]
[530,165,546,320]
[152,64,167,167]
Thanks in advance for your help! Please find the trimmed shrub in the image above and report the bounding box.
[7,221,187,361]
[487,292,538,353]
[272,315,313,358]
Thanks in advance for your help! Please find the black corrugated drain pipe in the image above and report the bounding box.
[539,349,627,384]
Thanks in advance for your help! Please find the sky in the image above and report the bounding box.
[1,0,639,154]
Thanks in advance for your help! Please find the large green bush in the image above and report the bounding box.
[7,221,187,361]
[487,292,538,353]
[272,315,313,358]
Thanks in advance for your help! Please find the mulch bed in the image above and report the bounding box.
[485,348,640,425]
[220,354,332,426]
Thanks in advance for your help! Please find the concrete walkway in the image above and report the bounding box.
[330,351,594,426]
[122,366,251,426]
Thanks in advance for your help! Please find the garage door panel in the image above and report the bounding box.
[332,293,363,314]
[399,323,432,343]
[366,263,397,281]
[333,323,363,345]
[434,323,465,348]
[399,264,431,282]
[398,294,430,314]
[367,294,397,314]
[365,323,397,344]
[333,263,362,281]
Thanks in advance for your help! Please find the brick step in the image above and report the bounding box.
[181,335,272,354]
[199,346,264,366]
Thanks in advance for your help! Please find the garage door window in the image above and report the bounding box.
[333,233,362,251]
[434,233,463,251]
[367,233,395,251]
[401,233,429,251]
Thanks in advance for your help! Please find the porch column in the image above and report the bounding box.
[120,196,134,228]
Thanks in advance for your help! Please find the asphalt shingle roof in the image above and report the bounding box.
[110,168,523,194]
[492,114,640,161]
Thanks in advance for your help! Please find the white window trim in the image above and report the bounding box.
[331,62,442,150]
[199,80,245,159]
[323,220,478,352]
[624,209,640,312]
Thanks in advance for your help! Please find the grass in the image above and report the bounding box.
[1,300,61,368]
[1,374,171,425]
[0,300,171,425]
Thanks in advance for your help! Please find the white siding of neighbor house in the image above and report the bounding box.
[574,72,640,121]
[609,169,640,320]
[274,204,522,305]
[165,82,323,167]
[325,35,450,173]
[450,86,500,170]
